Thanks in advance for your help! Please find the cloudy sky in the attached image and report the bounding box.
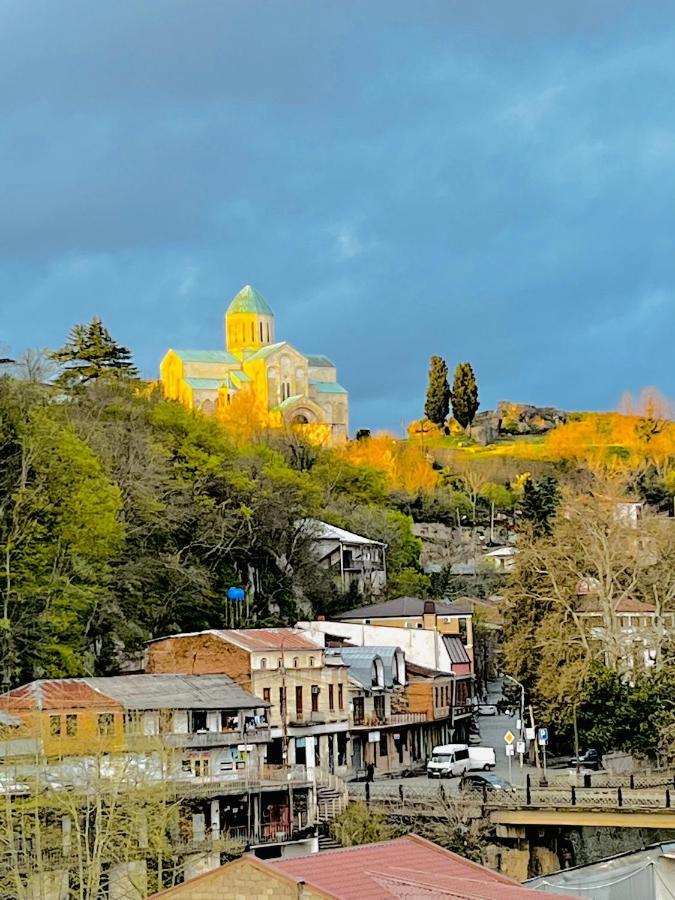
[1,1,674,431]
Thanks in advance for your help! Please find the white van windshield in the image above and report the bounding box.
[431,754,452,764]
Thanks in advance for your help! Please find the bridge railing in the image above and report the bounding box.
[348,779,675,814]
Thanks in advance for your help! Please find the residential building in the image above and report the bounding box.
[484,545,518,572]
[146,628,352,780]
[151,834,573,899]
[299,518,387,595]
[160,285,349,444]
[0,674,318,893]
[405,660,473,746]
[298,598,473,676]
[575,590,674,672]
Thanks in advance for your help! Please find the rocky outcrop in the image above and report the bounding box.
[471,402,568,445]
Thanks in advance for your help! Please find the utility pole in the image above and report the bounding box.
[280,637,295,834]
[573,702,580,777]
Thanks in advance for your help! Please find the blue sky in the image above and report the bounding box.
[1,1,674,432]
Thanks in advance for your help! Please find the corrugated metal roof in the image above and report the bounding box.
[339,597,471,619]
[0,681,119,711]
[84,675,266,710]
[325,646,401,689]
[299,518,386,547]
[270,834,569,899]
[443,635,471,666]
[0,675,267,713]
[217,628,322,652]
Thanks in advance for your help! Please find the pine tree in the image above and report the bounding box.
[520,475,560,535]
[51,317,138,388]
[424,355,450,427]
[450,361,479,429]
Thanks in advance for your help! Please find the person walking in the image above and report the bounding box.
[366,762,375,783]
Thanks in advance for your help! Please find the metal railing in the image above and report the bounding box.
[163,727,271,748]
[348,779,675,815]
[389,712,427,725]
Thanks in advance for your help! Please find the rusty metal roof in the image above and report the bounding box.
[0,675,267,713]
[0,681,119,711]
[214,628,322,652]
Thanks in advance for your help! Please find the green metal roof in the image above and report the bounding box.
[173,349,238,364]
[244,341,287,362]
[230,370,251,383]
[310,381,347,394]
[307,354,335,368]
[275,395,305,411]
[185,377,227,390]
[227,285,274,316]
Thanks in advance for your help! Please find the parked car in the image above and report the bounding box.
[460,772,514,793]
[477,704,498,716]
[426,744,470,779]
[468,747,496,771]
[468,733,482,745]
[569,748,602,770]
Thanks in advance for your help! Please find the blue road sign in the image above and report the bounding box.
[538,727,548,745]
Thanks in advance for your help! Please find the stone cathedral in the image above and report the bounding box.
[160,285,349,444]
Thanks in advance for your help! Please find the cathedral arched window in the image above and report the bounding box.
[259,321,264,342]
[266,323,271,342]
[251,322,255,342]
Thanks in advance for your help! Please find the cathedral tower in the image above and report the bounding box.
[225,284,275,355]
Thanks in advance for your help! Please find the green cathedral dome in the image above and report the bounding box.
[227,285,274,316]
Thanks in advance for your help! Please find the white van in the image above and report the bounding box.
[426,744,470,779]
[468,747,496,771]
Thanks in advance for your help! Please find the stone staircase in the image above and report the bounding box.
[315,773,349,852]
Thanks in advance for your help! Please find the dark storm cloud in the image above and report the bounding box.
[1,0,674,430]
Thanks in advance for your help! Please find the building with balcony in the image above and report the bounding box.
[146,628,352,780]
[405,660,473,746]
[0,673,318,892]
[299,518,387,595]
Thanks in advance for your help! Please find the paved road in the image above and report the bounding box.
[370,679,539,795]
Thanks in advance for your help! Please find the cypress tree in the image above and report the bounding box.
[451,361,479,429]
[424,355,450,427]
[51,317,138,389]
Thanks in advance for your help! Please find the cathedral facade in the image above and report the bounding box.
[160,285,349,443]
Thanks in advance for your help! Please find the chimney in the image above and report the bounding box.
[422,600,436,631]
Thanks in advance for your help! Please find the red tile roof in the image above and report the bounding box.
[269,835,575,899]
[215,628,322,652]
[0,680,120,711]
[577,596,656,615]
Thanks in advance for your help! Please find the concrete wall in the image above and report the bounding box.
[298,621,456,673]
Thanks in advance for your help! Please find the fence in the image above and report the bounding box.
[348,779,675,815]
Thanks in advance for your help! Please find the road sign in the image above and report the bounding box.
[504,730,515,744]
[538,727,549,745]
[525,727,535,741]
[505,744,515,756]
[516,740,526,755]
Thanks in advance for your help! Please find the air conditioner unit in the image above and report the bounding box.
[311,686,320,694]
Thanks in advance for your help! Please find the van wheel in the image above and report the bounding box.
[483,764,490,771]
